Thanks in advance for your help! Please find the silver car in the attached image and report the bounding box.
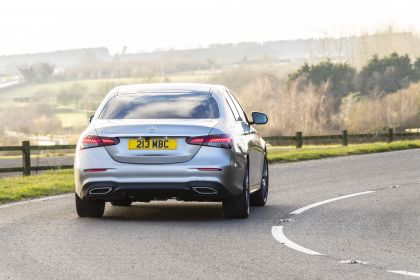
[74,83,268,218]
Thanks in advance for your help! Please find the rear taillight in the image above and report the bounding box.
[185,134,232,149]
[80,135,120,150]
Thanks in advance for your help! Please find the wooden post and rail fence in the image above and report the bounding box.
[1,128,420,176]
[264,128,400,149]
[0,142,76,176]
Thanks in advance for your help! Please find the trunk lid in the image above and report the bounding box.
[94,119,219,164]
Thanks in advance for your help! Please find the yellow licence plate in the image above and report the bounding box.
[128,138,177,150]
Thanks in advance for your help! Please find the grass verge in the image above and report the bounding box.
[267,140,420,163]
[0,169,74,204]
[1,140,420,204]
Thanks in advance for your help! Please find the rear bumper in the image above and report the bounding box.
[74,145,247,200]
[79,181,235,202]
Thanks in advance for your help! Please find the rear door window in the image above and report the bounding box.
[224,91,241,121]
[227,91,249,122]
[225,99,240,121]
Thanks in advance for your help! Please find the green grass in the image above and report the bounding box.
[267,140,420,163]
[0,169,74,204]
[1,140,420,204]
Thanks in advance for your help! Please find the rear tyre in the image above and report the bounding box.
[111,200,132,207]
[75,193,105,218]
[250,157,269,206]
[222,169,250,219]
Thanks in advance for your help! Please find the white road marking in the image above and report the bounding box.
[290,191,375,215]
[388,270,420,277]
[0,194,72,209]
[273,189,418,277]
[272,190,376,256]
[271,226,323,256]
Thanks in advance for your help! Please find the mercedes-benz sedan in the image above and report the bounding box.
[74,83,268,218]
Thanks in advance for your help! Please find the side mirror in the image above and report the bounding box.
[250,112,268,125]
[89,115,94,123]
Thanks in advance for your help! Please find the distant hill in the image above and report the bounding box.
[1,32,419,75]
[117,32,420,67]
[0,48,111,73]
[117,38,351,63]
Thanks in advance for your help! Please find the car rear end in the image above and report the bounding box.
[74,86,245,206]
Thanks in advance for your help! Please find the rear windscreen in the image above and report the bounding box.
[99,92,220,119]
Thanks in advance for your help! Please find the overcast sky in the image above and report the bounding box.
[1,0,420,55]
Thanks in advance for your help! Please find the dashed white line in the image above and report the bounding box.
[271,226,323,256]
[388,270,420,278]
[290,191,375,215]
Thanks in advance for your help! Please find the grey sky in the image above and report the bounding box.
[1,0,419,55]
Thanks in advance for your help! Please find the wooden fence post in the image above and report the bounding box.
[342,130,348,146]
[388,128,394,143]
[296,132,303,149]
[22,141,31,176]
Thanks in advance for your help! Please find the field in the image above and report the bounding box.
[0,73,213,104]
[56,112,90,128]
[0,73,216,144]
[1,141,420,204]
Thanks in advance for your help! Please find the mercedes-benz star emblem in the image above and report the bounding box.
[148,126,157,133]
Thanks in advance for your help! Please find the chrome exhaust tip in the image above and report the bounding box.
[89,187,113,195]
[192,187,218,195]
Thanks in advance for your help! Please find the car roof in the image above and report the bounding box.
[114,83,226,95]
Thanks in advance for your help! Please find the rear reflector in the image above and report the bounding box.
[185,134,232,149]
[81,135,120,150]
[196,168,222,171]
[83,168,108,172]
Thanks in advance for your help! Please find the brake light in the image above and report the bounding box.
[80,135,120,150]
[185,134,232,149]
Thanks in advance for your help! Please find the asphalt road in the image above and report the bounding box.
[0,150,419,279]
